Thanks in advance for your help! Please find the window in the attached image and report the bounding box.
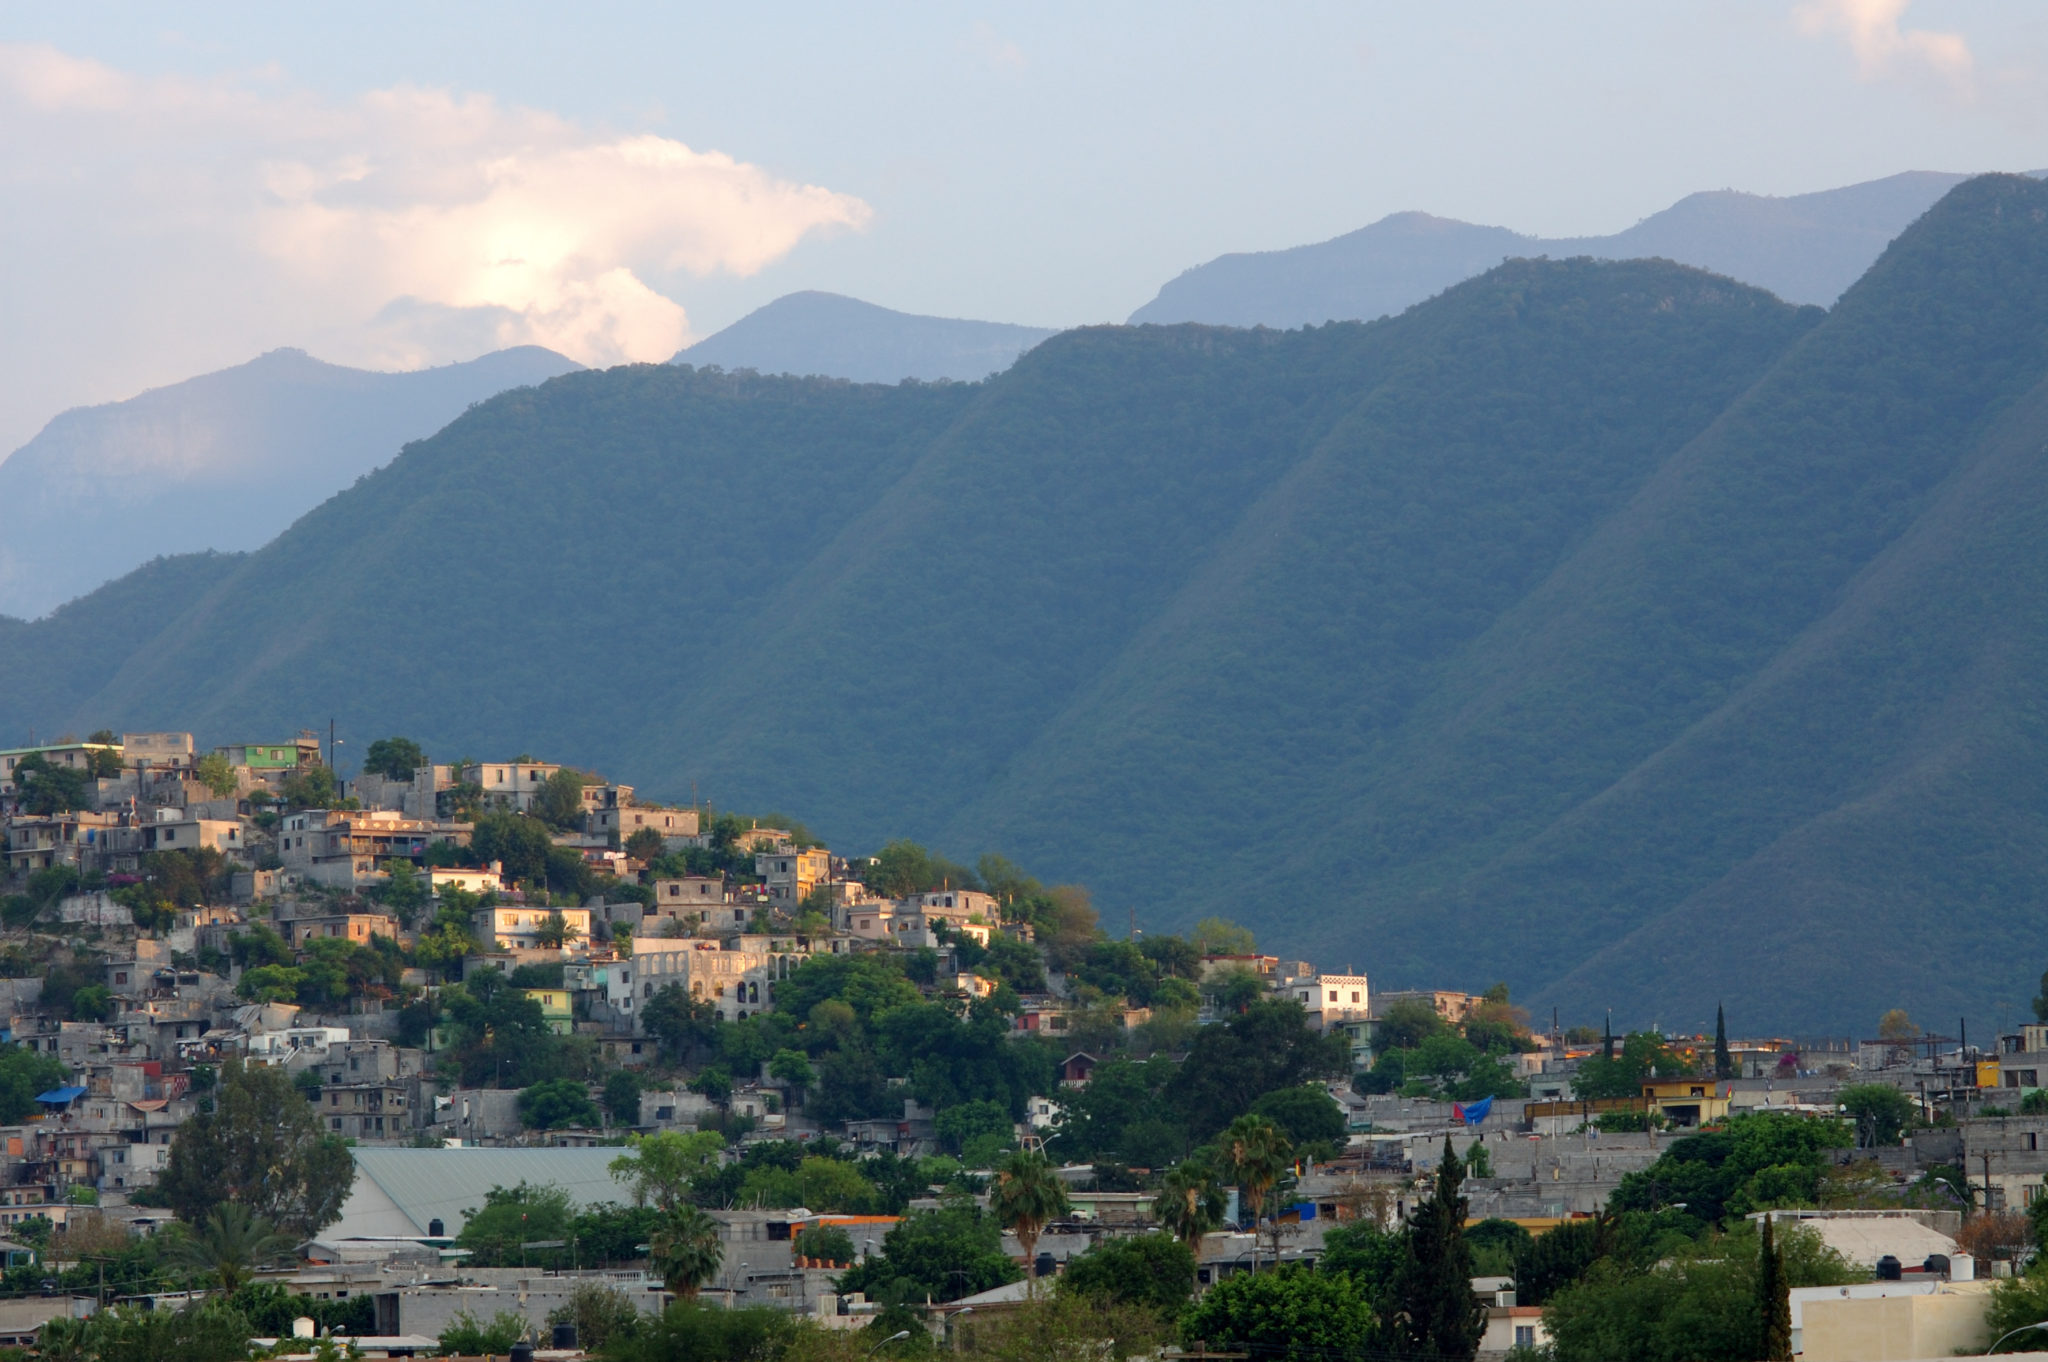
[1351,992,1361,1003]
[1514,1327,1535,1348]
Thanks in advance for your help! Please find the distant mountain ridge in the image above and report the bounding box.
[9,177,2048,1032]
[1130,170,1985,325]
[674,291,1057,384]
[0,345,580,620]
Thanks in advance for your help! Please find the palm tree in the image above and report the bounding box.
[1219,1115,1292,1271]
[649,1204,723,1300]
[1155,1160,1227,1247]
[989,1150,1070,1279]
[164,1202,298,1292]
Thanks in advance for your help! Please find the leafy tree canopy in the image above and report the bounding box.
[361,737,425,782]
[158,1058,354,1236]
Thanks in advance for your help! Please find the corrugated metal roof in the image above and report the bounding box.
[347,1146,629,1236]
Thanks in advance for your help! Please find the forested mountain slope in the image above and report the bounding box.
[7,176,2048,1030]
[0,346,579,619]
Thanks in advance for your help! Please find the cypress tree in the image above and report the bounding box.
[1715,1003,1733,1081]
[1758,1213,1793,1361]
[1603,1010,1615,1061]
[1397,1135,1485,1360]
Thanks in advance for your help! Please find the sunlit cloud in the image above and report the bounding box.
[1794,0,1974,98]
[0,43,871,372]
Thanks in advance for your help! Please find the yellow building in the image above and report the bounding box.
[1641,1079,1731,1127]
[522,988,574,1036]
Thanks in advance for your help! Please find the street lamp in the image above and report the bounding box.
[865,1329,912,1359]
[1990,1321,2048,1354]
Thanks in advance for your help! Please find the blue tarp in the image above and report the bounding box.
[35,1086,86,1104]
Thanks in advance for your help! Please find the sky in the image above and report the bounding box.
[2,1,2045,453]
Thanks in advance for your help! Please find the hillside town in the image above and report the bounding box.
[1,730,2045,1360]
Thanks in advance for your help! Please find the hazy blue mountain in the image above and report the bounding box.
[1131,170,1975,325]
[8,178,2048,1033]
[0,346,579,619]
[675,291,1057,383]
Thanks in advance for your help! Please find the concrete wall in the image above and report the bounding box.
[1799,1284,1992,1362]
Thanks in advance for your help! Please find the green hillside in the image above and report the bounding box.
[8,175,2048,1030]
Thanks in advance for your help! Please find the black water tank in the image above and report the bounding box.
[1876,1254,1903,1281]
[510,1342,534,1362]
[552,1324,577,1349]
[1924,1254,1951,1278]
[428,1218,444,1237]
[1034,1252,1056,1278]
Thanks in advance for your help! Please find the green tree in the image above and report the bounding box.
[1059,1231,1195,1315]
[520,1077,601,1130]
[649,1204,724,1299]
[569,1201,660,1267]
[532,909,581,949]
[1714,1003,1733,1081]
[1543,1221,1861,1362]
[1984,1260,2048,1351]
[1514,1216,1607,1306]
[794,1224,857,1265]
[194,751,238,797]
[378,859,428,926]
[935,1098,1013,1156]
[0,1044,69,1123]
[623,826,666,862]
[1218,1115,1292,1268]
[642,984,723,1063]
[12,753,92,815]
[1573,1030,1693,1100]
[280,764,338,810]
[41,1300,256,1362]
[1171,1000,1350,1140]
[860,840,930,897]
[603,1070,643,1127]
[1395,1136,1484,1360]
[1189,916,1256,956]
[1249,1085,1346,1149]
[1758,1213,1792,1361]
[1610,1112,1853,1224]
[599,1303,798,1362]
[158,1059,355,1236]
[162,1202,297,1291]
[1180,1263,1380,1362]
[1318,1219,1405,1318]
[610,1130,726,1212]
[534,767,592,831]
[1838,1083,1916,1148]
[456,1182,575,1267]
[1154,1160,1228,1246]
[470,811,554,884]
[438,1309,529,1353]
[546,1283,643,1353]
[361,737,425,782]
[990,1149,1070,1269]
[836,1202,1021,1304]
[767,1047,815,1098]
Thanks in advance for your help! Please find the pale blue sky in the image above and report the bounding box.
[3,2,2045,450]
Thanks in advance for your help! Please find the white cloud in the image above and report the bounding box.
[1795,0,1974,98]
[0,43,871,380]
